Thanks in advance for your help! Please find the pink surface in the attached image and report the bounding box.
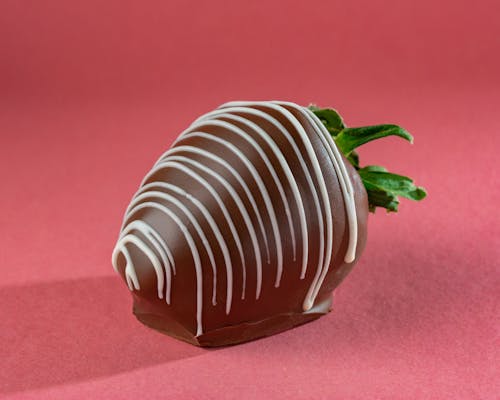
[1,1,499,398]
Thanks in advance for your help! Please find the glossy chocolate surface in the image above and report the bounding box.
[112,101,368,346]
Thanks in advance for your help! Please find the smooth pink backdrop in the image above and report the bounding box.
[1,1,499,399]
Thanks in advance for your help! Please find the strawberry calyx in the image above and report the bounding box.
[309,105,427,213]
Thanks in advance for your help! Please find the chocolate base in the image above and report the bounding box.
[133,295,332,347]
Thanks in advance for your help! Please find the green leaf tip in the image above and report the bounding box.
[308,104,345,136]
[359,167,427,212]
[335,125,414,155]
[310,105,426,213]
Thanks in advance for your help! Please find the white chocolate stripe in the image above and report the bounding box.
[278,103,358,303]
[186,119,291,269]
[196,111,306,266]
[113,234,164,299]
[120,220,174,300]
[120,208,176,275]
[280,105,337,302]
[273,103,332,303]
[124,200,204,336]
[160,154,263,298]
[305,107,358,262]
[221,101,330,311]
[142,161,248,301]
[179,129,282,288]
[137,181,234,313]
[199,106,315,280]
[181,123,286,286]
[120,246,139,290]
[126,191,218,306]
[159,145,271,264]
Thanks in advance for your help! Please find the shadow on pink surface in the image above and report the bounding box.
[0,230,497,397]
[0,277,206,394]
[1,237,495,396]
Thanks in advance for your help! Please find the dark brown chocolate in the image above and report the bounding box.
[112,101,368,346]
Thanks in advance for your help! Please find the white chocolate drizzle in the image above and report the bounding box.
[158,155,263,298]
[161,145,271,264]
[194,111,307,272]
[221,101,331,311]
[134,181,234,314]
[177,129,281,288]
[112,101,358,335]
[126,191,218,306]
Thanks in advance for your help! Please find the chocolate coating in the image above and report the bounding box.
[112,101,368,346]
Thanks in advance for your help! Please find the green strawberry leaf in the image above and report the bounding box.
[335,125,413,155]
[358,168,427,201]
[360,165,388,172]
[358,167,427,212]
[346,150,360,169]
[309,105,345,136]
[310,105,427,212]
[362,181,400,213]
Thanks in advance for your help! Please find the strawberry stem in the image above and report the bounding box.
[309,105,427,213]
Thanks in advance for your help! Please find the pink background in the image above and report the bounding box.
[1,0,499,398]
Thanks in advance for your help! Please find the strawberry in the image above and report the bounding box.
[112,101,426,346]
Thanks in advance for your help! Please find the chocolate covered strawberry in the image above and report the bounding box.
[112,101,426,346]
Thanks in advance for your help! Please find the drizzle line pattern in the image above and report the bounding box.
[112,101,358,336]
